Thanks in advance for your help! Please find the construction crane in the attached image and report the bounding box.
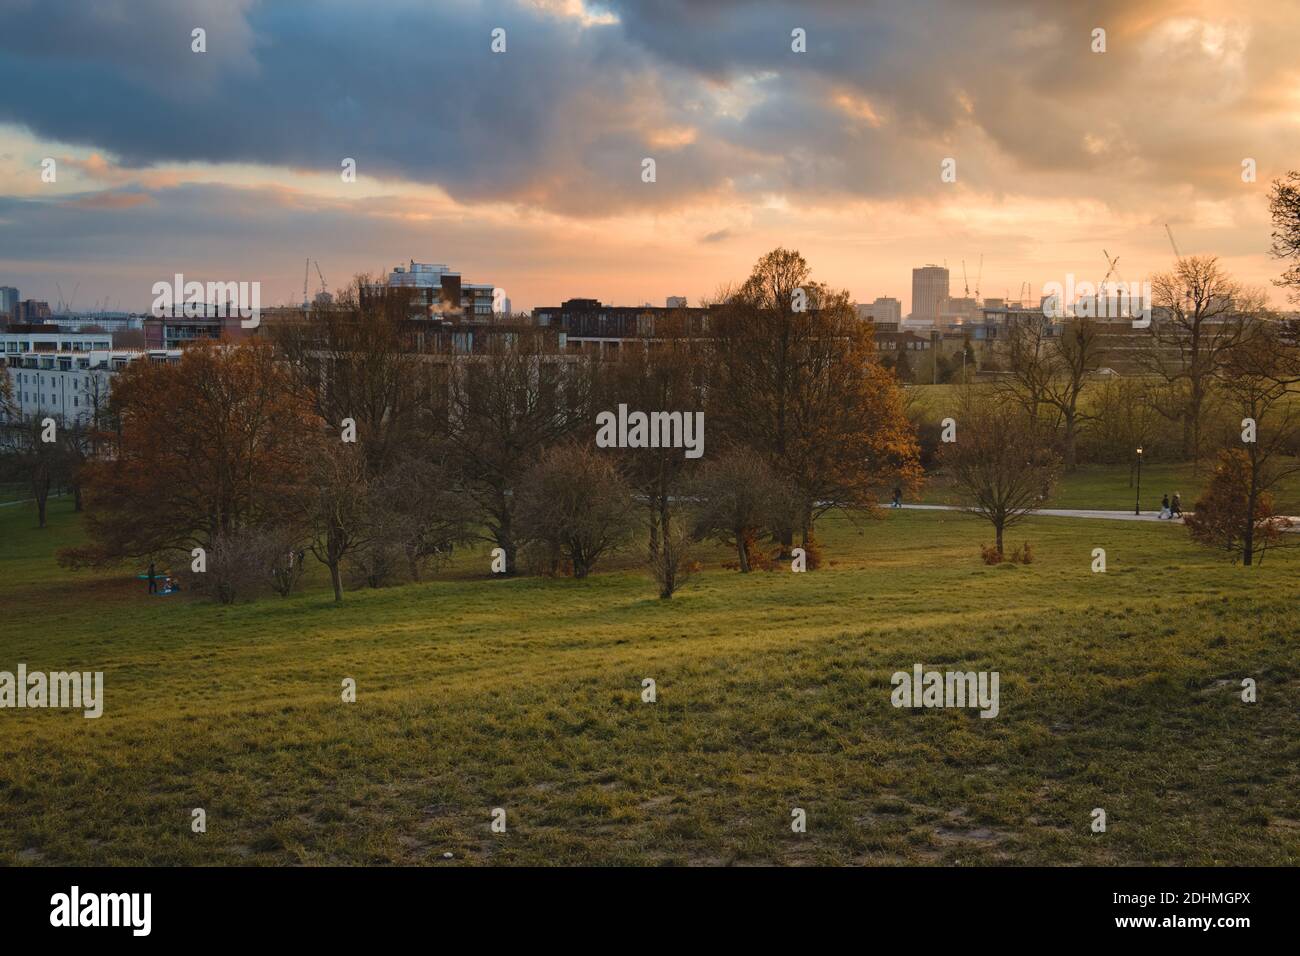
[1100,250,1119,295]
[1164,223,1183,263]
[973,253,983,301]
[313,261,328,297]
[962,260,970,297]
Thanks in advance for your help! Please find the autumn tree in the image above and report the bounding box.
[939,390,1062,556]
[1186,321,1300,565]
[1185,450,1291,565]
[59,340,319,567]
[708,248,921,559]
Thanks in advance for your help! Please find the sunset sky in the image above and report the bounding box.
[2,0,1298,314]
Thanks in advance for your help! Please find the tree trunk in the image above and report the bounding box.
[995,520,1004,555]
[1063,415,1077,472]
[329,559,343,602]
[647,504,660,562]
[1243,471,1258,567]
[736,528,750,573]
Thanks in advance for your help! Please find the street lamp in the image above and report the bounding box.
[1134,447,1143,515]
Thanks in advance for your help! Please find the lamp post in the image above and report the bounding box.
[1134,447,1143,515]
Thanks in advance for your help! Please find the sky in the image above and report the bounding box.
[1,0,1298,315]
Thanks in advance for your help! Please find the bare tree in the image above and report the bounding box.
[648,520,694,599]
[1085,377,1165,482]
[2,415,64,528]
[443,331,597,575]
[1141,257,1257,463]
[304,440,376,602]
[515,444,640,579]
[1269,171,1300,302]
[688,450,789,572]
[602,314,703,565]
[939,392,1063,555]
[999,313,1102,470]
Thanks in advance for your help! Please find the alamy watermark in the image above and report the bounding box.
[595,404,704,459]
[1,664,103,718]
[1041,274,1152,328]
[151,273,261,329]
[890,663,999,718]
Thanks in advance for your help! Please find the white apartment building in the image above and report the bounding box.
[1,330,180,426]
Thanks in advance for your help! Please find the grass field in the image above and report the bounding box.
[1,488,1297,866]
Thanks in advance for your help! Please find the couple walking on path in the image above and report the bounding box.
[1159,492,1182,520]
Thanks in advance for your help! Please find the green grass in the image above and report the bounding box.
[0,495,1297,866]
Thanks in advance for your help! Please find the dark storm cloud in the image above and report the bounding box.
[0,0,1294,215]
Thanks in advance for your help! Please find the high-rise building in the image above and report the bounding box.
[666,296,687,308]
[869,296,902,325]
[0,286,18,320]
[910,266,949,326]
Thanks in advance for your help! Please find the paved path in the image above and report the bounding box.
[898,503,1300,528]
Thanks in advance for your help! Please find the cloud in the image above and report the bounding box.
[63,190,156,210]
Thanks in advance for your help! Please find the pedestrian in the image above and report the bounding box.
[1160,494,1170,519]
[892,485,902,508]
[1171,492,1182,517]
[147,561,157,594]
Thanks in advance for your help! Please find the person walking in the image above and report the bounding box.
[1171,492,1182,518]
[147,561,157,594]
[1159,494,1170,519]
[891,485,902,508]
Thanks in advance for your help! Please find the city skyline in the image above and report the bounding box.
[2,0,1299,314]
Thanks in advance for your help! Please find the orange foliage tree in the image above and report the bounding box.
[59,340,320,567]
[709,248,922,558]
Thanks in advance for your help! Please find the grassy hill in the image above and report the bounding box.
[1,492,1297,865]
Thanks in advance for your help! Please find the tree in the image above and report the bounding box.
[1186,321,1300,565]
[893,347,913,383]
[515,444,640,579]
[939,391,1062,555]
[688,449,789,572]
[648,520,694,599]
[1141,256,1256,462]
[442,331,596,575]
[59,340,318,568]
[273,277,431,478]
[601,316,702,565]
[304,439,374,602]
[1084,377,1164,482]
[1185,450,1291,565]
[379,453,475,582]
[1000,313,1102,470]
[2,415,63,528]
[1269,171,1300,302]
[709,249,922,558]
